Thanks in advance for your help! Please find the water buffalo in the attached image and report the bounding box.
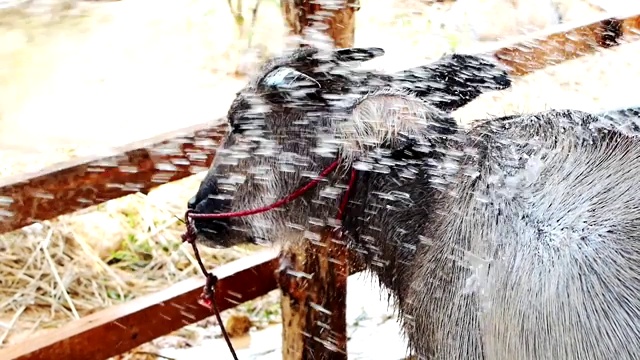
[187,47,640,359]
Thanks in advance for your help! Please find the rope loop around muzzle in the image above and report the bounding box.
[180,158,357,360]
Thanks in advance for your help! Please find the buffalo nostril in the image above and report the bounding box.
[187,196,198,209]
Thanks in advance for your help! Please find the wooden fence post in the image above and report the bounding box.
[277,1,359,359]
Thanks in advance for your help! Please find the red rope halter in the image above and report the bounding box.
[180,159,357,360]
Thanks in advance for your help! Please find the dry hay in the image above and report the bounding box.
[0,0,638,358]
[0,171,283,359]
[0,173,268,346]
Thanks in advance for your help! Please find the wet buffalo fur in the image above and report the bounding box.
[187,47,640,359]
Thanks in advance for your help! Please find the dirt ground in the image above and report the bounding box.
[1,0,639,359]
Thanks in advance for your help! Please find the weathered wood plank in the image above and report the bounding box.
[277,229,351,360]
[281,0,359,48]
[0,121,228,235]
[485,13,640,76]
[0,250,279,360]
[278,1,358,359]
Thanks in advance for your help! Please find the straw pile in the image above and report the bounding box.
[0,174,269,350]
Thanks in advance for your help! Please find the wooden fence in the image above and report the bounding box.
[0,9,639,360]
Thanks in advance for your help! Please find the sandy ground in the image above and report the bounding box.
[1,0,640,359]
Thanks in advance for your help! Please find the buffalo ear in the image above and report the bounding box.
[393,53,512,112]
[333,47,385,63]
[282,46,385,73]
[255,47,386,105]
[338,89,457,163]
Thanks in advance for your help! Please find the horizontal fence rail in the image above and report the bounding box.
[0,122,228,234]
[484,12,640,76]
[0,10,639,360]
[0,251,280,360]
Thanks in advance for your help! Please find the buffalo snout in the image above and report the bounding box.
[187,172,245,248]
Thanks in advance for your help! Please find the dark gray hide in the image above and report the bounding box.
[188,47,640,359]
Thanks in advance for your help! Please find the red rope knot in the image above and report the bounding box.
[198,272,218,309]
[181,209,197,244]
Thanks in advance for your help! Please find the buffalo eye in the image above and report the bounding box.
[258,66,321,105]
